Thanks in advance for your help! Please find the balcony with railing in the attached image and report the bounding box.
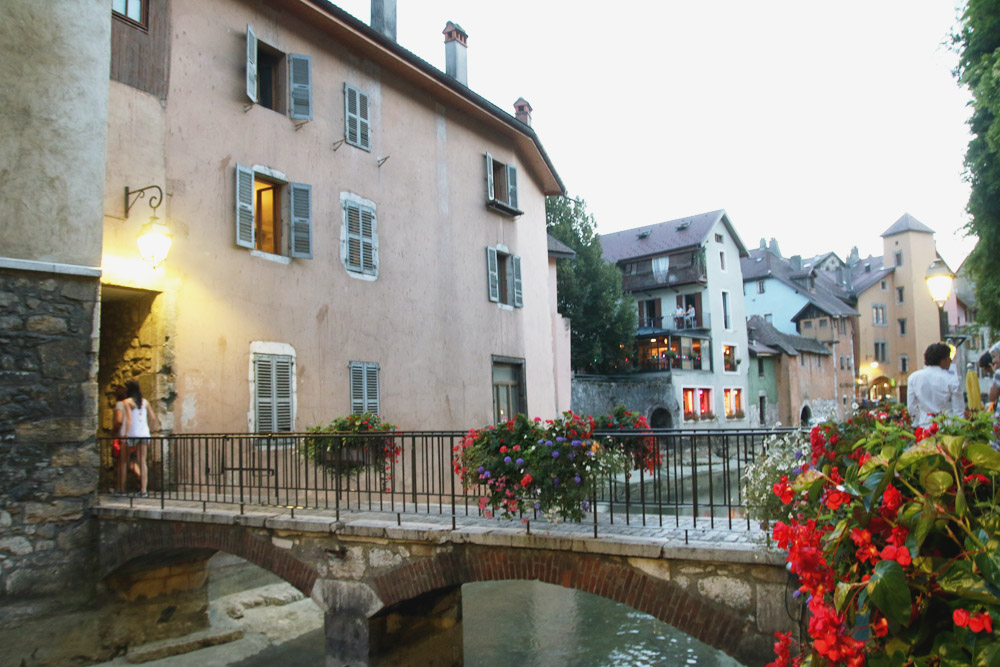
[621,251,707,292]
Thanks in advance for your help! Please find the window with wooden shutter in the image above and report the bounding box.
[344,84,371,151]
[254,353,294,433]
[343,200,377,276]
[512,255,523,307]
[487,247,523,307]
[349,361,380,414]
[483,153,522,216]
[289,182,313,258]
[486,247,500,302]
[288,54,312,120]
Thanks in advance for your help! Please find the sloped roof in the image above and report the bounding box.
[600,210,749,264]
[740,247,858,318]
[547,234,576,259]
[747,315,831,356]
[881,213,935,237]
[849,255,894,295]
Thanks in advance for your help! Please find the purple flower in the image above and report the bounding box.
[552,477,560,488]
[792,467,803,475]
[537,439,545,444]
[556,436,567,442]
[574,475,581,485]
[534,502,541,510]
[504,456,512,463]
[581,501,591,511]
[552,451,559,458]
[568,453,575,460]
[571,440,582,447]
[793,451,803,459]
[478,466,485,473]
[545,440,553,447]
[792,590,801,599]
[516,458,524,466]
[483,471,491,478]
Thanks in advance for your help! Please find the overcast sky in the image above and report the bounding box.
[336,1,975,269]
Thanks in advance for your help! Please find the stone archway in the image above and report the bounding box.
[649,407,672,429]
[800,404,812,426]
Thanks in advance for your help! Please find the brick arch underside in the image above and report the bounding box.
[373,547,750,655]
[371,546,752,660]
[99,521,318,596]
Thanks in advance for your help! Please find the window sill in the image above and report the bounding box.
[497,303,515,311]
[486,200,523,217]
[345,267,378,282]
[250,250,291,265]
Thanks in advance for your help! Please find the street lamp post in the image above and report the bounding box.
[925,258,954,341]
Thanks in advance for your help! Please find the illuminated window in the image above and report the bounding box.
[235,165,313,259]
[723,344,737,372]
[683,388,713,419]
[724,388,743,417]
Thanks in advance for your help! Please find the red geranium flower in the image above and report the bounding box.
[953,608,970,628]
[773,475,794,504]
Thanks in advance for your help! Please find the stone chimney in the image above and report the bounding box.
[370,0,396,41]
[514,97,532,126]
[847,245,860,267]
[443,21,468,86]
[759,238,767,250]
[768,238,781,257]
[789,255,802,271]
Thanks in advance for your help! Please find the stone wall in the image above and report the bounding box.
[0,268,102,648]
[571,374,679,425]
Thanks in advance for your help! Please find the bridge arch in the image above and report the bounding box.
[99,520,319,597]
[371,546,760,663]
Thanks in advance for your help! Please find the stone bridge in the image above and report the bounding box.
[94,499,796,666]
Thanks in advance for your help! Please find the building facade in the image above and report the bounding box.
[101,0,569,434]
[601,211,751,427]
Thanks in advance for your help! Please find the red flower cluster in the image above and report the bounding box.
[772,475,794,505]
[808,597,864,666]
[773,519,834,596]
[765,632,801,667]
[954,609,993,633]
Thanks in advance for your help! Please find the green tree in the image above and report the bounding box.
[955,1,1000,329]
[546,196,636,373]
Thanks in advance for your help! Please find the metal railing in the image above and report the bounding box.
[98,427,796,534]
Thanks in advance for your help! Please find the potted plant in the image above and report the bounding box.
[304,412,398,473]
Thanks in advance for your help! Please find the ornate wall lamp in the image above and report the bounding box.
[126,184,172,267]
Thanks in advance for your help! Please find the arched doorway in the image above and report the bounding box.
[868,376,892,402]
[649,407,672,429]
[800,405,812,427]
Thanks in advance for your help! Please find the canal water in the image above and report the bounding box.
[235,580,744,666]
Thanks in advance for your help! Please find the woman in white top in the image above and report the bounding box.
[124,380,158,496]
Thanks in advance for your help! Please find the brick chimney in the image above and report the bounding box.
[514,97,532,126]
[443,21,468,86]
[371,0,396,41]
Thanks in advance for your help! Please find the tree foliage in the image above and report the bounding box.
[545,196,635,373]
[955,1,1000,329]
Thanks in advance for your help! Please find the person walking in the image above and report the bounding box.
[113,385,131,495]
[907,343,963,427]
[123,380,159,497]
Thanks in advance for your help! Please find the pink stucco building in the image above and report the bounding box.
[100,0,570,433]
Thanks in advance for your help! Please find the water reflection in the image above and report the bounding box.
[463,580,745,667]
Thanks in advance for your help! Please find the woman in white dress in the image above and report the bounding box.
[124,380,158,497]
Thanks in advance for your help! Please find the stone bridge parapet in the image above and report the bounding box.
[94,502,795,666]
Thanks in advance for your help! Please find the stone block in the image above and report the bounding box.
[50,443,101,467]
[25,315,68,334]
[22,499,85,523]
[756,581,797,634]
[0,536,33,556]
[0,316,23,331]
[16,416,97,444]
[627,557,671,582]
[60,280,99,302]
[698,575,753,612]
[54,466,98,496]
[38,337,90,380]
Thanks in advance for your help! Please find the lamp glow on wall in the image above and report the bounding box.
[925,258,954,340]
[126,185,172,267]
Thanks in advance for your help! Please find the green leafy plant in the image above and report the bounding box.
[763,405,1000,666]
[453,411,631,522]
[303,412,399,476]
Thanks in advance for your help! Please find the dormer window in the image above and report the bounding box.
[484,153,521,216]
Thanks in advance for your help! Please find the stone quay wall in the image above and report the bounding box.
[0,268,103,663]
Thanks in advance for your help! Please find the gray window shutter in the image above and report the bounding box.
[486,246,499,302]
[288,54,312,120]
[364,363,379,414]
[246,25,258,103]
[357,90,370,150]
[349,362,365,414]
[485,153,495,201]
[235,164,255,248]
[289,182,313,258]
[255,355,274,432]
[512,255,523,307]
[507,164,518,210]
[360,207,375,273]
[274,357,293,432]
[346,203,362,271]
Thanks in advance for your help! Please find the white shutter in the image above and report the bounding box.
[486,247,500,302]
[360,207,375,273]
[485,153,495,201]
[507,164,518,210]
[235,164,255,248]
[246,25,258,103]
[349,362,366,414]
[289,182,313,258]
[512,255,523,307]
[274,357,293,432]
[255,355,274,432]
[288,54,312,120]
[364,363,380,414]
[345,84,358,146]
